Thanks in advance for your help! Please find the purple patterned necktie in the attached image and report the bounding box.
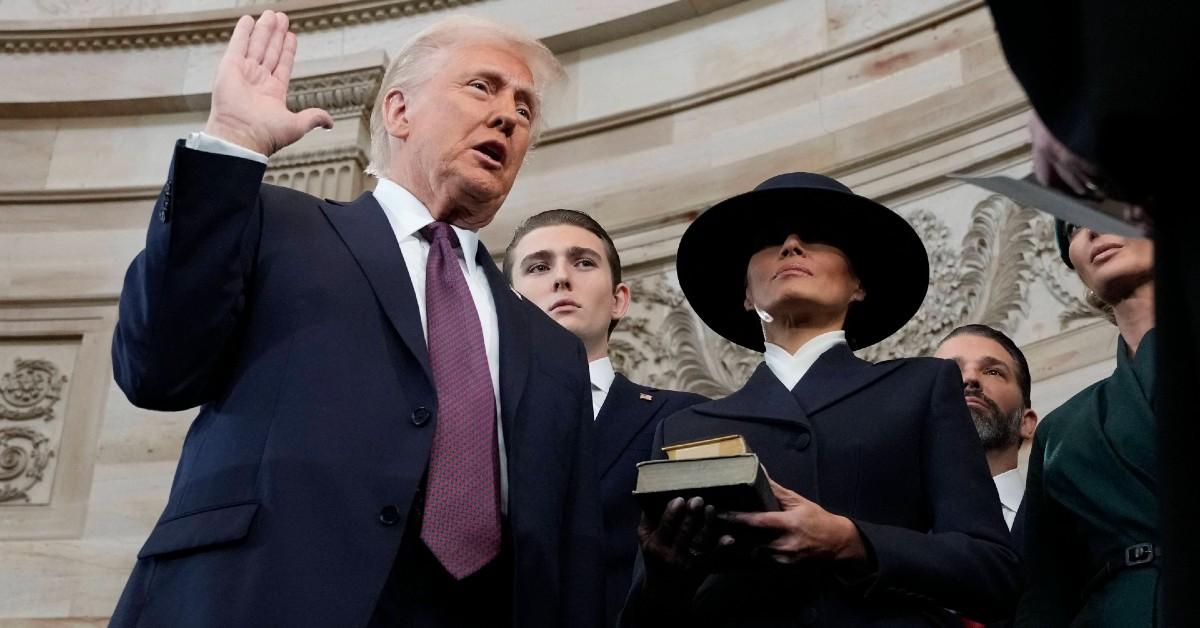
[418,221,501,580]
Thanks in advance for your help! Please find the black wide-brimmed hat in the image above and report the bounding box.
[676,172,929,351]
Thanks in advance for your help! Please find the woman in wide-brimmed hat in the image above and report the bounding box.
[620,173,1021,627]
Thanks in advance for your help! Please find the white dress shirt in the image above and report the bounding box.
[992,468,1024,530]
[186,132,509,511]
[762,330,848,391]
[589,357,616,419]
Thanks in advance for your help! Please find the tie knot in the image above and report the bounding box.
[420,221,461,249]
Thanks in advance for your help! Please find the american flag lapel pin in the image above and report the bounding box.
[639,393,653,401]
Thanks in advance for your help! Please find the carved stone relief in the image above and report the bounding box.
[0,358,68,422]
[610,194,1105,397]
[0,350,73,506]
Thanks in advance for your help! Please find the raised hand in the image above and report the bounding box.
[204,11,334,156]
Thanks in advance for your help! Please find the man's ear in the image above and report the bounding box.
[611,282,632,322]
[381,88,412,141]
[1019,408,1038,441]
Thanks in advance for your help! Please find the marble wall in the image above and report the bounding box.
[0,0,1117,623]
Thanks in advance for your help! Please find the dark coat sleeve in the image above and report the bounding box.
[111,142,267,411]
[851,360,1022,622]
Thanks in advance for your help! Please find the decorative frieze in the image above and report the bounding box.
[0,358,69,423]
[1,0,482,53]
[0,356,70,506]
[286,67,385,119]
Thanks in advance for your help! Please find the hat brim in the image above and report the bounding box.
[677,187,929,351]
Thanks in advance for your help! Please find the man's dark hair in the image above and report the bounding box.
[503,209,623,334]
[940,324,1032,409]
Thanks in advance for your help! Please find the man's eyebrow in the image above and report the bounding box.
[566,246,601,259]
[978,356,1012,371]
[477,68,539,112]
[517,249,553,269]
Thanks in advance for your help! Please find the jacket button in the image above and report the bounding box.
[411,406,432,427]
[792,432,812,451]
[378,505,400,526]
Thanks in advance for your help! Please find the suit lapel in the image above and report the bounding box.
[596,374,667,477]
[478,242,527,443]
[695,363,812,430]
[791,344,906,416]
[320,193,433,388]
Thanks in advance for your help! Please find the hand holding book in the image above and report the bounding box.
[720,479,869,565]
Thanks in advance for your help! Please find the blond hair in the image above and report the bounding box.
[364,16,565,178]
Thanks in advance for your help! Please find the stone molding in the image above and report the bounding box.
[0,0,482,53]
[286,66,384,118]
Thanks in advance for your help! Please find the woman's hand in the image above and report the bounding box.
[720,479,868,565]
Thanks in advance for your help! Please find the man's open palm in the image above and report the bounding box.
[205,11,333,156]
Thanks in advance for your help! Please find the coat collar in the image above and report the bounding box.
[478,241,529,443]
[595,374,668,477]
[320,192,433,390]
[696,344,907,425]
[790,343,906,416]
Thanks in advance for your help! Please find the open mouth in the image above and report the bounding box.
[472,140,507,168]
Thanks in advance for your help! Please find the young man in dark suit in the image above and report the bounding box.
[504,209,707,627]
[109,12,603,628]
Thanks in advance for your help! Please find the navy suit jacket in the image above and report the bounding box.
[621,345,1021,627]
[595,374,706,627]
[109,144,604,628]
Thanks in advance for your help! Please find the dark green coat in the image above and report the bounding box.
[1017,330,1161,627]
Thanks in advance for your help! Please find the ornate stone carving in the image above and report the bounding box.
[3,0,484,53]
[265,147,369,199]
[286,67,384,118]
[0,426,55,504]
[0,358,69,422]
[610,194,1101,397]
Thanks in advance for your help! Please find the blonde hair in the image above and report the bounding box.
[364,16,565,178]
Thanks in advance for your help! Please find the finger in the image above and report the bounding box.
[691,504,718,551]
[653,498,686,546]
[720,511,781,529]
[262,12,289,75]
[226,15,255,60]
[669,497,704,557]
[246,10,276,65]
[297,108,335,133]
[1053,161,1088,195]
[273,31,298,83]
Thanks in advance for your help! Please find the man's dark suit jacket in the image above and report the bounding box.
[108,143,604,628]
[621,345,1021,627]
[595,374,706,627]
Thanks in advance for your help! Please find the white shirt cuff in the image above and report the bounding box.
[185,132,269,165]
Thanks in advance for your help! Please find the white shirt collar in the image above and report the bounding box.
[372,178,481,274]
[992,467,1025,515]
[589,356,616,394]
[763,330,847,391]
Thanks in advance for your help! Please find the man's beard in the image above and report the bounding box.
[967,393,1024,451]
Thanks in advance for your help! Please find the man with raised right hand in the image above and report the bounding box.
[109,11,603,628]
